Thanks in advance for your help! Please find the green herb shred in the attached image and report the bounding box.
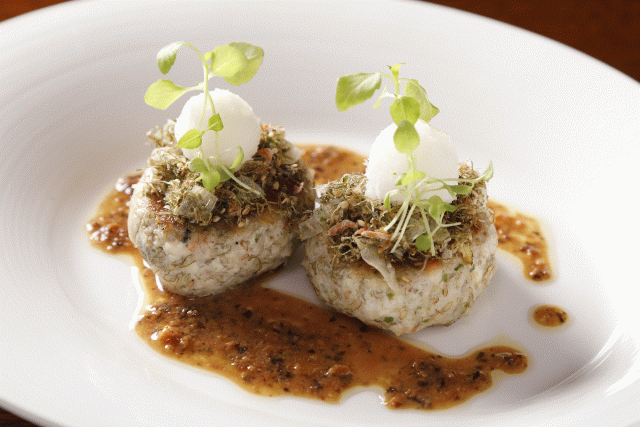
[300,163,490,268]
[143,120,314,227]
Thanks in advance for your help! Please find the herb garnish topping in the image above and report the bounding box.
[336,65,492,254]
[144,41,264,192]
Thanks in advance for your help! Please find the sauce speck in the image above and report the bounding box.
[533,305,568,327]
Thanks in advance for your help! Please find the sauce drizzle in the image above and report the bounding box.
[488,200,552,281]
[86,144,530,410]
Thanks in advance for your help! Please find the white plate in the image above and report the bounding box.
[1,1,639,426]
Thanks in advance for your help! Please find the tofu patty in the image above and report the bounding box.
[302,216,497,335]
[128,122,314,296]
[129,168,298,296]
[300,165,496,335]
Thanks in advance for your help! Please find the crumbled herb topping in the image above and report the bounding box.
[143,120,314,226]
[300,163,490,267]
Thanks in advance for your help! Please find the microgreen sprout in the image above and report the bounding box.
[336,65,492,255]
[145,41,264,192]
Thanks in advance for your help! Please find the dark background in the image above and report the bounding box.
[1,0,638,425]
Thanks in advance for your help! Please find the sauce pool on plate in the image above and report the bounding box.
[300,144,366,185]
[488,200,552,282]
[532,304,568,327]
[87,143,531,410]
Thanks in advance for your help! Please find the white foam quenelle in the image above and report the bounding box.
[174,89,261,167]
[365,119,459,204]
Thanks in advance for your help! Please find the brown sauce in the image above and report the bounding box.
[300,144,366,185]
[488,200,552,281]
[85,174,139,252]
[532,305,568,327]
[87,144,529,410]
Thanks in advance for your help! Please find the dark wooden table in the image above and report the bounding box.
[1,0,638,425]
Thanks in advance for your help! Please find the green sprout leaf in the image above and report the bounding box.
[206,113,224,132]
[335,72,382,111]
[393,120,420,154]
[447,184,474,195]
[209,45,248,78]
[372,86,392,109]
[202,51,214,63]
[404,79,439,122]
[189,157,209,173]
[415,234,433,251]
[177,129,203,149]
[225,42,264,85]
[200,169,221,192]
[400,168,426,186]
[144,79,191,110]
[389,64,402,82]
[480,162,494,180]
[156,41,187,74]
[383,192,392,210]
[390,96,421,125]
[230,147,244,169]
[213,164,234,182]
[427,195,456,219]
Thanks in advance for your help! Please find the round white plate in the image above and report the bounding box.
[1,1,639,426]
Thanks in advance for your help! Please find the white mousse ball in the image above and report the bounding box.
[174,89,261,167]
[365,119,459,204]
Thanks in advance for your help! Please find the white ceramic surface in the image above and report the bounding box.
[1,1,639,426]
